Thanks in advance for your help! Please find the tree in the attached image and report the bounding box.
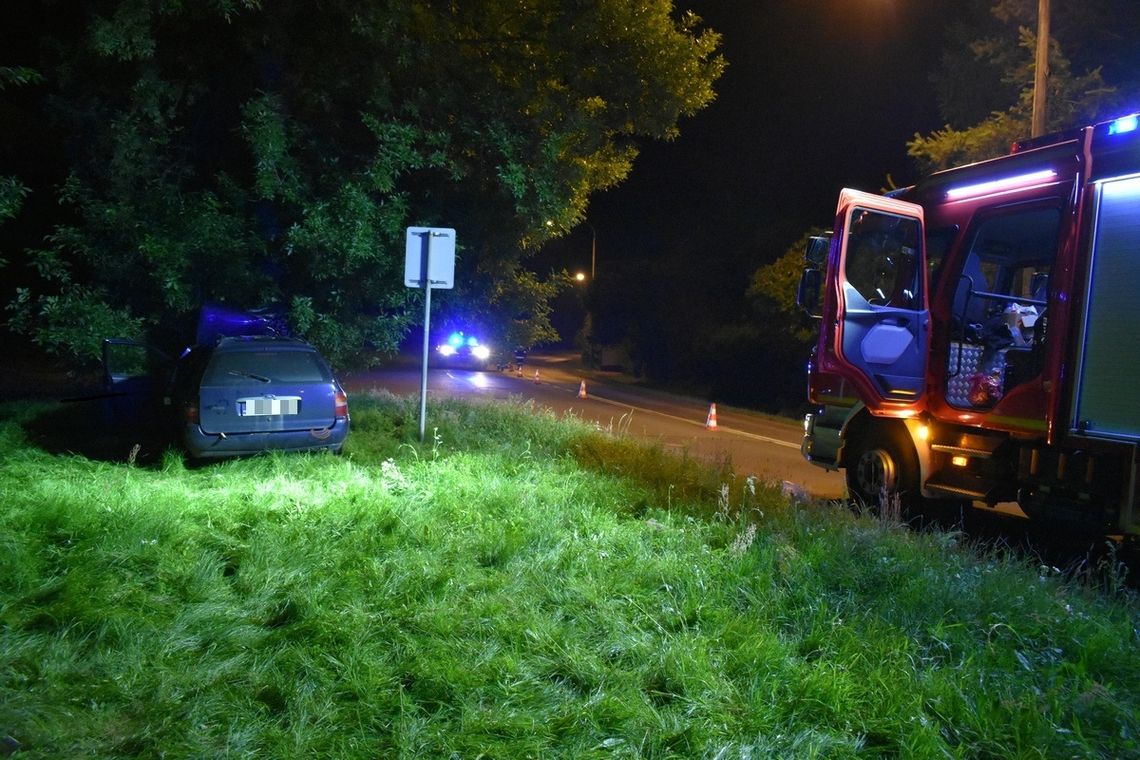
[909,0,1139,171]
[746,230,822,348]
[0,67,42,267]
[5,0,723,366]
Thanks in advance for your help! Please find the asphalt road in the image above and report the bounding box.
[340,351,848,500]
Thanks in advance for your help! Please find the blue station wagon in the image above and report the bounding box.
[102,308,349,459]
[170,336,349,458]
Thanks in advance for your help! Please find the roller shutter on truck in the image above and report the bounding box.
[1071,175,1140,441]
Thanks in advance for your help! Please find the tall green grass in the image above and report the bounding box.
[1,392,1138,758]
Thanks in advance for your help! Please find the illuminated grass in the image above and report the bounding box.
[0,396,1137,758]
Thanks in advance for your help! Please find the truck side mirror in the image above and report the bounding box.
[797,268,822,319]
[804,235,830,268]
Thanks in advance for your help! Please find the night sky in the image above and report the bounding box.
[547,0,957,274]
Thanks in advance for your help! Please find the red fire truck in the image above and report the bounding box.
[797,113,1140,539]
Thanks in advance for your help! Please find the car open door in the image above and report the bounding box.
[101,339,172,436]
[824,189,928,410]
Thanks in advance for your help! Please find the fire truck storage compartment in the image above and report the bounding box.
[1071,175,1140,441]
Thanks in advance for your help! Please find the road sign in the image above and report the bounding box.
[404,227,455,289]
[405,226,457,442]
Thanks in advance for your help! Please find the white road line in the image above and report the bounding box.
[558,384,800,450]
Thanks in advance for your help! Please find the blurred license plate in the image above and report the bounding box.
[237,397,300,416]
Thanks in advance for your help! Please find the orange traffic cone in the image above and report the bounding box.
[533,369,541,384]
[705,403,718,430]
[578,380,587,399]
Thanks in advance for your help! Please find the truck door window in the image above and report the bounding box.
[957,207,1059,319]
[947,206,1061,408]
[843,208,922,310]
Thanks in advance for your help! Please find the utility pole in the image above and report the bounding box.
[1031,0,1050,137]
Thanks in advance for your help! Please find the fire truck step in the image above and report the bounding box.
[925,471,998,501]
[930,444,994,459]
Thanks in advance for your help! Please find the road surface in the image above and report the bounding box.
[341,352,847,499]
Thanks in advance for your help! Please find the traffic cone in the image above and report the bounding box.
[533,369,541,384]
[578,380,587,399]
[705,403,718,430]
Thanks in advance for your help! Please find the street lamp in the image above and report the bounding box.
[1031,0,1050,137]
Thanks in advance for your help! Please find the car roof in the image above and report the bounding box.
[212,335,317,352]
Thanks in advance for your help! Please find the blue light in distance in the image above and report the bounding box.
[1108,114,1139,136]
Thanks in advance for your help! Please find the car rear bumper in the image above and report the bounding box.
[183,419,349,458]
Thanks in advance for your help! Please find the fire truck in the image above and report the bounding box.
[796,113,1140,539]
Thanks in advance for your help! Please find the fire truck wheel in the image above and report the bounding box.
[845,425,919,512]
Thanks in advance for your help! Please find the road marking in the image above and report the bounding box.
[557,384,800,450]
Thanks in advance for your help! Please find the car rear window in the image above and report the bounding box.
[202,350,331,385]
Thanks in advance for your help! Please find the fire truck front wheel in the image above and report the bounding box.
[844,424,920,512]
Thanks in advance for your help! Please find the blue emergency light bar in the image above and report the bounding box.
[946,169,1057,201]
[446,331,481,347]
[1108,114,1139,136]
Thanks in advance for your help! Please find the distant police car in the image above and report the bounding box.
[435,331,493,370]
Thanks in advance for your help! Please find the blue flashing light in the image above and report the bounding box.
[946,169,1057,200]
[466,336,479,347]
[447,332,464,347]
[1108,114,1139,136]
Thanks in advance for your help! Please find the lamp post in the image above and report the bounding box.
[582,221,597,280]
[1031,0,1050,137]
[580,221,599,367]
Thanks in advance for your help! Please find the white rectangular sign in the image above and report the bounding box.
[404,227,456,289]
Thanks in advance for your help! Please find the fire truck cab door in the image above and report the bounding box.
[831,189,928,407]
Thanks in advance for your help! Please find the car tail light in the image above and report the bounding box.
[184,402,200,424]
[335,389,349,419]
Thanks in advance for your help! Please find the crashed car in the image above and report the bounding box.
[103,305,349,459]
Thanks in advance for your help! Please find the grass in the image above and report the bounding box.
[1,391,1138,758]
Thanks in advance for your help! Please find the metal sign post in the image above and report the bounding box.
[405,227,456,441]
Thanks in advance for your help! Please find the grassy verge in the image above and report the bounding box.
[1,392,1138,758]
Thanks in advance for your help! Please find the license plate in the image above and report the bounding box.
[237,397,300,416]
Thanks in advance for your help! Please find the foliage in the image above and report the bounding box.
[746,230,822,347]
[0,176,29,225]
[6,0,723,368]
[0,67,42,268]
[0,67,42,91]
[909,0,1136,171]
[692,230,826,413]
[1,396,1139,757]
[6,286,145,365]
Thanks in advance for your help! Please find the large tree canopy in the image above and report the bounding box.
[2,0,723,366]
